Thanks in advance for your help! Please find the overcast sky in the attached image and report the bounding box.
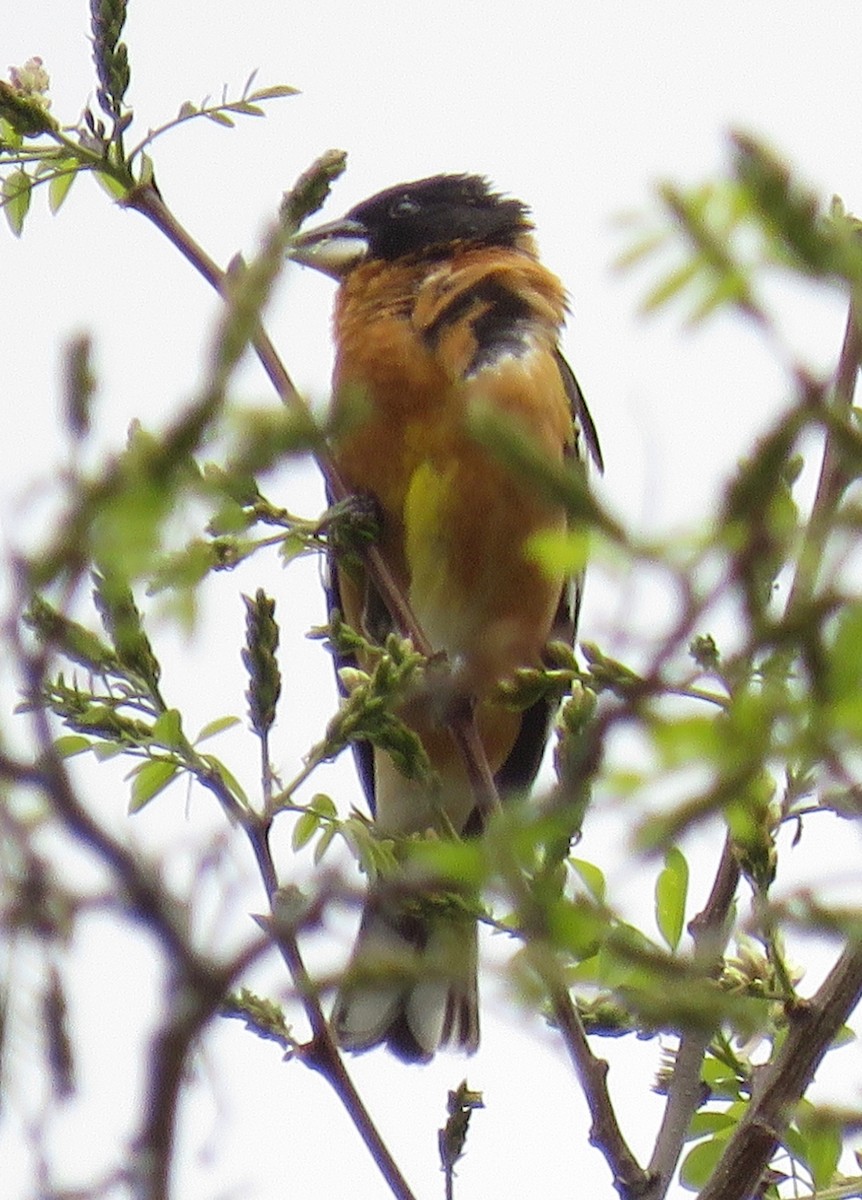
[5,4,862,1199]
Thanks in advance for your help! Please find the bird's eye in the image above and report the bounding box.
[389,197,420,219]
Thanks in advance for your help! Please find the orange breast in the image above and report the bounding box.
[329,249,574,776]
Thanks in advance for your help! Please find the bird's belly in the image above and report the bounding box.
[403,450,565,689]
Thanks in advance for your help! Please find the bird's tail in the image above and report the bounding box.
[332,884,479,1063]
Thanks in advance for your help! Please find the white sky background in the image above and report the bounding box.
[5,3,862,1199]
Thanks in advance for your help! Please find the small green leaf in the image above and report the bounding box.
[655,846,689,950]
[205,110,235,127]
[686,1110,736,1141]
[93,741,124,761]
[152,708,183,748]
[93,170,130,200]
[247,84,300,100]
[279,530,310,565]
[195,715,241,743]
[701,1055,743,1100]
[229,101,264,117]
[308,793,336,819]
[54,735,92,758]
[570,858,606,902]
[292,810,320,851]
[3,169,31,236]
[642,258,700,314]
[201,754,248,805]
[313,824,337,864]
[48,165,77,214]
[794,1102,843,1190]
[129,759,179,812]
[679,1134,729,1191]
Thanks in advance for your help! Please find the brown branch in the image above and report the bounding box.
[242,818,419,1200]
[15,639,267,1200]
[536,954,649,1199]
[785,299,862,617]
[698,941,862,1200]
[643,838,741,1200]
[642,296,861,1197]
[687,295,862,1200]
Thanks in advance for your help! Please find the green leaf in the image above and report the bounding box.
[829,601,862,700]
[129,759,179,812]
[200,754,248,805]
[54,735,92,758]
[229,101,264,117]
[48,166,77,214]
[93,170,130,200]
[655,846,689,950]
[570,857,606,902]
[313,825,337,865]
[679,1134,730,1191]
[3,169,31,236]
[247,84,300,100]
[152,708,183,749]
[205,110,235,127]
[686,1110,736,1141]
[93,741,124,761]
[195,715,241,743]
[652,715,720,768]
[794,1102,843,1190]
[701,1055,744,1100]
[292,810,320,851]
[546,896,605,960]
[642,258,701,313]
[309,793,337,819]
[279,530,311,565]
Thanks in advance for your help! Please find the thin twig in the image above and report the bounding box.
[241,819,419,1200]
[535,952,649,1198]
[643,838,740,1200]
[785,300,862,618]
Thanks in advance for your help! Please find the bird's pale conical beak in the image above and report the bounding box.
[288,217,369,280]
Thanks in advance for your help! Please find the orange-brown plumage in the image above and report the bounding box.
[291,174,600,1061]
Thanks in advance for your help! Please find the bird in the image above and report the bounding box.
[290,173,602,1062]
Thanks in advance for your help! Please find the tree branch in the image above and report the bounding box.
[698,941,862,1200]
[535,952,649,1198]
[643,838,741,1200]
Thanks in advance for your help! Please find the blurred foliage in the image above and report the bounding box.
[4,13,862,1200]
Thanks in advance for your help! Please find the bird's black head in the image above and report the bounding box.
[290,174,534,278]
[346,174,533,260]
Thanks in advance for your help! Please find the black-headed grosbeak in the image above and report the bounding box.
[291,174,601,1062]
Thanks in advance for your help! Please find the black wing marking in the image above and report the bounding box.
[323,486,379,812]
[555,348,603,473]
